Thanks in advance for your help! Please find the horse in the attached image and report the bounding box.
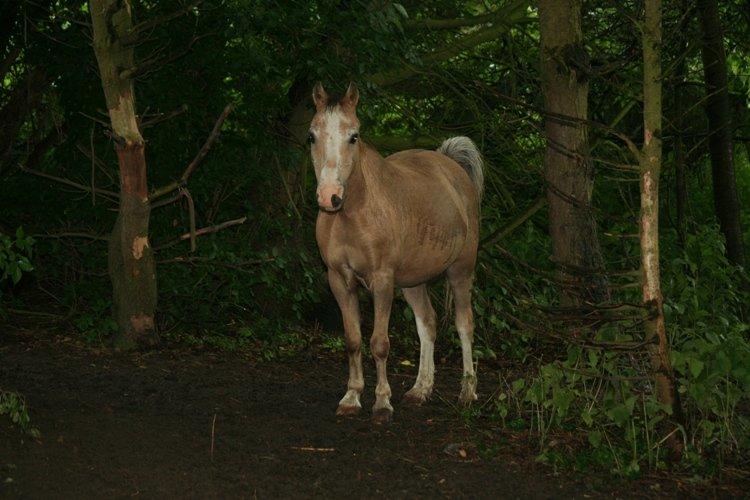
[309,82,484,423]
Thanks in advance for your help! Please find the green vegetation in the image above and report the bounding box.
[0,390,40,438]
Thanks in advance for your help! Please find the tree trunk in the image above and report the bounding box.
[90,0,157,348]
[538,0,606,304]
[640,0,683,458]
[698,0,745,267]
[673,35,690,249]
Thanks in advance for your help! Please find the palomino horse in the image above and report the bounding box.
[310,82,483,423]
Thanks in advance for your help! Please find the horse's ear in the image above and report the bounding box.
[342,82,359,110]
[312,82,328,111]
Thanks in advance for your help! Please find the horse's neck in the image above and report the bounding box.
[345,144,389,213]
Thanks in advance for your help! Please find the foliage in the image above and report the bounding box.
[488,224,750,475]
[0,228,34,288]
[0,390,40,438]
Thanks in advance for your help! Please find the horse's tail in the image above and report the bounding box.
[437,136,484,203]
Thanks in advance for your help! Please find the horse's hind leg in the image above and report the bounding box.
[328,268,364,416]
[448,267,478,405]
[402,284,437,406]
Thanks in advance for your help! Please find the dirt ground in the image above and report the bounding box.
[0,331,746,499]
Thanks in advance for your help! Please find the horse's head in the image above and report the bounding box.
[308,82,361,212]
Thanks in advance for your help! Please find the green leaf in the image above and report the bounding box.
[587,430,602,448]
[393,3,408,18]
[687,357,704,378]
[11,265,21,284]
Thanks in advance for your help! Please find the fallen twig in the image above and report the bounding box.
[290,446,335,452]
[210,413,217,460]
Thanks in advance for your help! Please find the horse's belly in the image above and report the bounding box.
[394,231,466,287]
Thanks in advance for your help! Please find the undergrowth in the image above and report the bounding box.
[478,224,750,477]
[0,390,40,438]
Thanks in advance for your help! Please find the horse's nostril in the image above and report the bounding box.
[331,194,342,208]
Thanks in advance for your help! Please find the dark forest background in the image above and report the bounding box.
[1,0,749,476]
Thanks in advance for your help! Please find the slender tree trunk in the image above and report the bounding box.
[640,0,683,458]
[539,0,606,304]
[675,137,688,248]
[90,0,157,348]
[674,38,690,248]
[698,0,745,267]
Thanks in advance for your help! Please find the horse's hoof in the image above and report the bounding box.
[336,404,361,417]
[459,375,478,407]
[372,408,393,424]
[402,389,429,407]
[458,390,478,407]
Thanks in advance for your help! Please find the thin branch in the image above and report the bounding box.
[181,103,234,182]
[119,32,214,81]
[182,187,197,252]
[140,104,188,128]
[480,196,546,247]
[153,217,247,251]
[149,103,234,201]
[32,232,109,241]
[78,111,111,129]
[19,165,119,202]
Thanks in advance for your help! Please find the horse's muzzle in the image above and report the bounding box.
[317,184,344,211]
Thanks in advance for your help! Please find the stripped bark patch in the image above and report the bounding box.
[132,236,149,259]
[130,313,154,333]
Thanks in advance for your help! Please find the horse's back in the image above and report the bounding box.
[385,148,479,220]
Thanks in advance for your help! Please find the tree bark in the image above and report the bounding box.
[640,0,683,458]
[698,0,745,267]
[90,0,157,348]
[539,0,606,304]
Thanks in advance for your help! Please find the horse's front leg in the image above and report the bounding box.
[370,271,394,424]
[328,267,364,416]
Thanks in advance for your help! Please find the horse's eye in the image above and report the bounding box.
[307,132,315,144]
[349,133,359,144]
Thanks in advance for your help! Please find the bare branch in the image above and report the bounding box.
[480,196,546,247]
[140,104,189,128]
[148,103,234,203]
[19,164,119,202]
[181,103,234,182]
[119,32,214,80]
[153,217,247,251]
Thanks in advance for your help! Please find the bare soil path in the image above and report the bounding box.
[0,333,741,498]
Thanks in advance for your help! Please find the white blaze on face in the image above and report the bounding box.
[314,108,353,211]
